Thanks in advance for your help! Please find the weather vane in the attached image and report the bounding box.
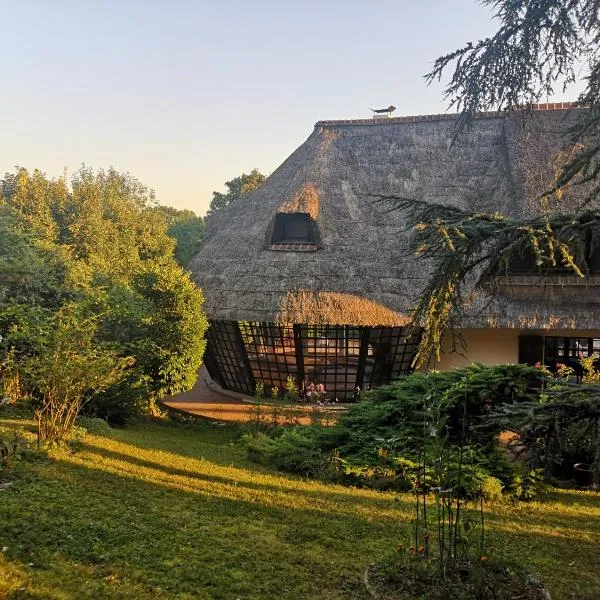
[369,105,396,118]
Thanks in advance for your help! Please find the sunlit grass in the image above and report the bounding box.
[1,417,599,599]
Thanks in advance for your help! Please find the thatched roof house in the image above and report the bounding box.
[191,104,600,397]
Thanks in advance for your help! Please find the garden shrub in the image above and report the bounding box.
[480,475,503,502]
[243,429,330,476]
[335,456,418,491]
[486,383,600,485]
[243,364,544,493]
[313,364,539,460]
[74,416,112,436]
[243,432,277,465]
[82,377,150,426]
[507,468,548,501]
[266,428,329,476]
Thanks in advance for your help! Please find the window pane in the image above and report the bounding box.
[575,338,590,357]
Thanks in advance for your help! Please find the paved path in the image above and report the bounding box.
[161,367,344,424]
[161,367,260,422]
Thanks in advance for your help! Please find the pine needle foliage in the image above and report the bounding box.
[485,380,600,483]
[388,1,600,366]
[426,0,600,203]
[375,195,600,366]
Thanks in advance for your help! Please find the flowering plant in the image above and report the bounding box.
[304,382,326,403]
[579,354,600,384]
[534,361,574,380]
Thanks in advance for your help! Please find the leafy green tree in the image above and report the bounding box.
[3,167,175,284]
[0,166,208,430]
[131,264,208,400]
[64,167,174,282]
[154,206,205,267]
[24,303,130,447]
[0,211,74,350]
[0,168,67,243]
[0,210,42,300]
[208,168,266,215]
[167,215,205,267]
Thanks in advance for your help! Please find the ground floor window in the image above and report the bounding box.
[519,334,600,376]
[544,337,600,361]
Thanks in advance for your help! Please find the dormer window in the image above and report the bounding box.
[270,212,318,251]
[273,213,312,243]
[494,244,600,276]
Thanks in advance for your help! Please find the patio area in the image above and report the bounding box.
[161,367,345,423]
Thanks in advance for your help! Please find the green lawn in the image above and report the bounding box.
[0,416,599,599]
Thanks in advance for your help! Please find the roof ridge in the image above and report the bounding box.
[315,102,581,128]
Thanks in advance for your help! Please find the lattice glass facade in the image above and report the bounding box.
[205,320,421,400]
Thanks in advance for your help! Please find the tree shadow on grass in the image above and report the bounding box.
[1,456,600,599]
[0,458,402,600]
[95,419,250,465]
[545,487,600,508]
[76,440,413,512]
[77,422,600,540]
[3,416,600,598]
[101,419,337,470]
[80,424,600,533]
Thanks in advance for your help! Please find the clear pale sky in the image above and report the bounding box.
[2,1,505,215]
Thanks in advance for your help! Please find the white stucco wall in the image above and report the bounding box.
[434,329,519,370]
[431,328,600,371]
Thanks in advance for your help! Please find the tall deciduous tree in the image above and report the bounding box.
[0,166,208,429]
[208,169,266,215]
[1,168,67,243]
[154,206,205,267]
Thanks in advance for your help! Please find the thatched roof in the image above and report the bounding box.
[190,104,600,329]
[276,183,319,219]
[276,290,409,326]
